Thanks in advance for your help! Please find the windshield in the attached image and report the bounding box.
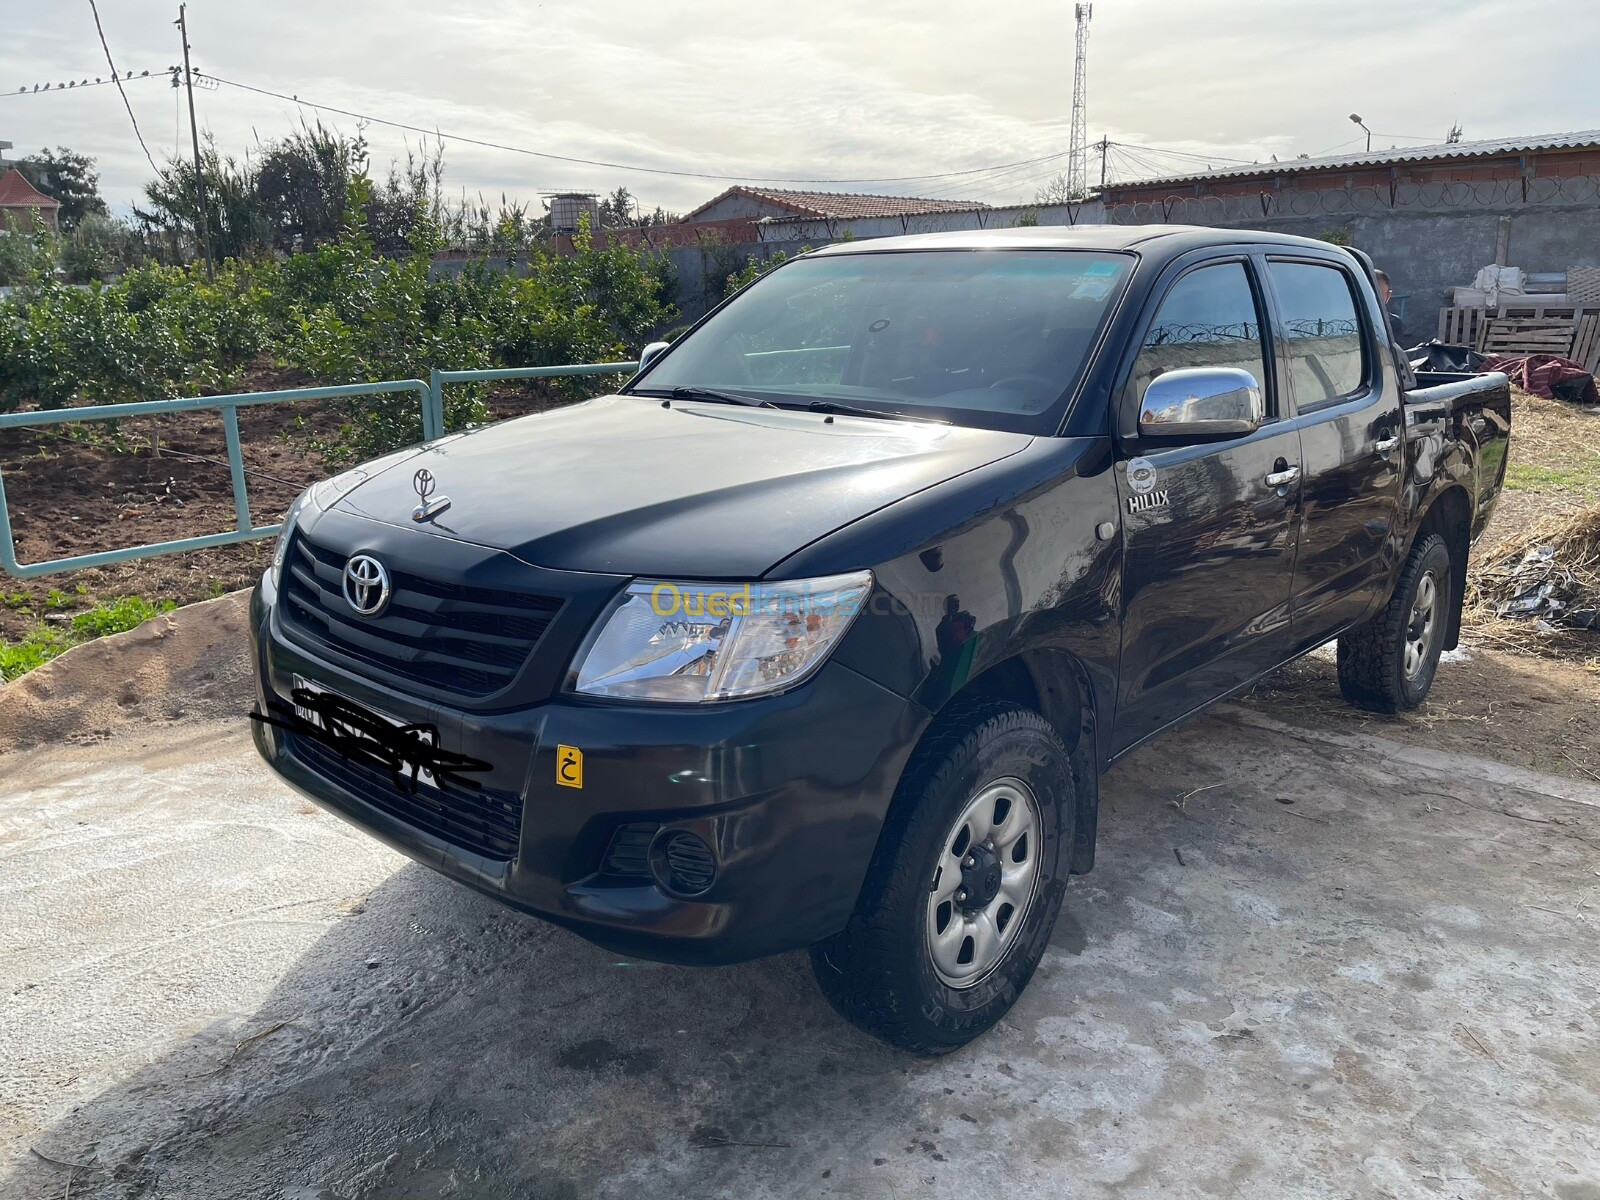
[630,249,1133,432]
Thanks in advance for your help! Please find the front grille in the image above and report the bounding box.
[280,533,562,697]
[291,732,525,861]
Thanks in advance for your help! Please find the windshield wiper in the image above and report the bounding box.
[804,400,950,425]
[663,385,776,409]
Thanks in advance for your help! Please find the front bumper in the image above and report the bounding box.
[249,576,922,964]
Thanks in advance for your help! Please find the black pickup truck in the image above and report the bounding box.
[250,226,1510,1053]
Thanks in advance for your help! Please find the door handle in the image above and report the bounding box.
[1265,465,1301,487]
[1373,436,1400,452]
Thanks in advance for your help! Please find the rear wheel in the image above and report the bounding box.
[809,700,1075,1054]
[1337,533,1452,713]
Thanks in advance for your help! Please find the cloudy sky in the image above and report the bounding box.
[3,0,1596,217]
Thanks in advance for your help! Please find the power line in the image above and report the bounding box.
[981,163,1084,203]
[1111,141,1258,166]
[3,71,164,99]
[86,0,159,173]
[1309,134,1368,158]
[200,71,1073,187]
[930,156,1073,201]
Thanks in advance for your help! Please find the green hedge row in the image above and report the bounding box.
[0,191,674,458]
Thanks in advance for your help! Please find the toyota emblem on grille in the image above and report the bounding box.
[342,554,391,618]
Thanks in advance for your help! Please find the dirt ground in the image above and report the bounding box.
[1238,643,1600,784]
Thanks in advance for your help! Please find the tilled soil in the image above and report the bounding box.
[0,379,585,641]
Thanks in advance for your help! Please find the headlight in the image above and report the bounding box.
[573,571,873,703]
[270,488,316,587]
[269,468,374,587]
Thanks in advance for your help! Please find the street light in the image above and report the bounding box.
[1350,114,1371,153]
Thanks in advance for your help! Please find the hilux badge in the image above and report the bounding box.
[412,468,452,522]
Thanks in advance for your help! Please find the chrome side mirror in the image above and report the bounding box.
[637,341,672,373]
[1139,367,1263,439]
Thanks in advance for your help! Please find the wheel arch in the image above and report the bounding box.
[911,648,1103,875]
[1409,485,1473,650]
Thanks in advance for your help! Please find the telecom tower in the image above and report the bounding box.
[1067,3,1093,199]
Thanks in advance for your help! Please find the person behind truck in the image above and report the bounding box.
[1374,269,1408,348]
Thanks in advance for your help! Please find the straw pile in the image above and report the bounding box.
[1467,506,1600,647]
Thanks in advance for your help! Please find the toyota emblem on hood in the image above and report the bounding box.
[413,467,452,523]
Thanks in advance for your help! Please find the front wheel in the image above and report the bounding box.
[1337,533,1452,713]
[809,700,1075,1054]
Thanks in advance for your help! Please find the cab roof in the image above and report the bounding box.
[806,224,1344,261]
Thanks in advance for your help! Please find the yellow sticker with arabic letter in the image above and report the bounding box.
[556,744,584,789]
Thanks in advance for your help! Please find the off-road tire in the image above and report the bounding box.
[1337,533,1452,713]
[809,699,1076,1054]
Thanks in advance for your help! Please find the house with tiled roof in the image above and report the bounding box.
[579,187,990,253]
[0,168,61,232]
[682,186,988,223]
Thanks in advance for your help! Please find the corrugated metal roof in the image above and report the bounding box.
[1107,129,1600,190]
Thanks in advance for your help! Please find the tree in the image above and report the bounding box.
[598,187,637,228]
[597,187,678,228]
[15,148,108,231]
[254,122,366,253]
[133,137,270,262]
[1034,171,1086,205]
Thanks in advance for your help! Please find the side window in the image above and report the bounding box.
[1129,262,1269,407]
[1268,261,1366,408]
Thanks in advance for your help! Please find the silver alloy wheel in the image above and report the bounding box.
[1404,569,1440,680]
[925,777,1043,989]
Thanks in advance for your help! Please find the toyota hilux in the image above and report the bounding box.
[250,226,1511,1052]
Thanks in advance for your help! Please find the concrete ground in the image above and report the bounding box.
[3,705,1600,1200]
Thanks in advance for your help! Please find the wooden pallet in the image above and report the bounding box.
[1574,310,1600,374]
[1480,317,1577,357]
[1495,303,1579,321]
[1436,306,1487,346]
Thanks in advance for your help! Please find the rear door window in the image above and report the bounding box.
[1267,261,1367,408]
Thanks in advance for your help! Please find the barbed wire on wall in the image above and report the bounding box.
[1284,318,1360,337]
[1107,174,1600,226]
[1142,318,1359,348]
[1145,322,1260,346]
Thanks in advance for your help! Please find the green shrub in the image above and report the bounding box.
[69,595,177,639]
[0,595,176,682]
[721,248,799,298]
[0,187,675,450]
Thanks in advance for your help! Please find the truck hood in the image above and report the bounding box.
[336,393,1032,577]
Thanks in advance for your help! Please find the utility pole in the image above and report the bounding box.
[177,4,213,278]
[1097,135,1110,190]
[1067,4,1093,200]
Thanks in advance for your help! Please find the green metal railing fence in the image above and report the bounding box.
[0,362,637,580]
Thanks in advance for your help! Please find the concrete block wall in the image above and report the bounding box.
[1104,179,1600,332]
